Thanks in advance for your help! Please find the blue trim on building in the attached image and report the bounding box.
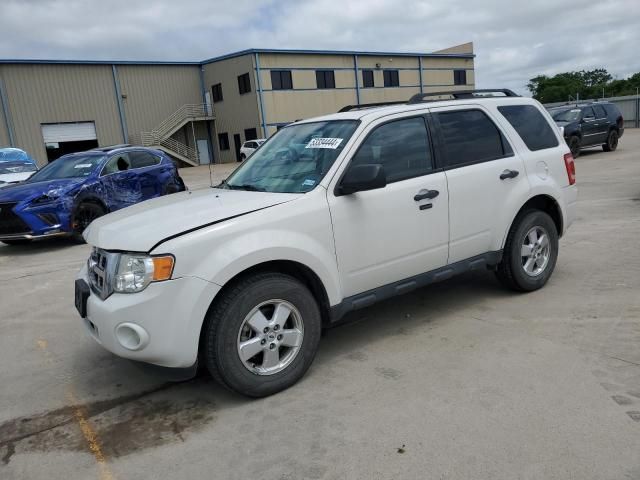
[254,53,267,138]
[0,77,15,146]
[353,55,360,105]
[111,65,128,143]
[418,57,424,94]
[0,59,199,65]
[262,87,356,92]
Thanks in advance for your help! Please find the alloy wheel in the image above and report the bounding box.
[521,226,551,277]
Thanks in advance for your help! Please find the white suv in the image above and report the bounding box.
[75,90,577,397]
[239,139,266,161]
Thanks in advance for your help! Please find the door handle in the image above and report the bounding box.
[414,189,439,201]
[500,169,519,180]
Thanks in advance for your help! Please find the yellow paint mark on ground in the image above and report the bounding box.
[35,338,116,480]
[66,389,116,480]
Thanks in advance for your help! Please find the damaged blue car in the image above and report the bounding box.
[0,146,186,245]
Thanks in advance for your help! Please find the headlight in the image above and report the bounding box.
[30,193,60,205]
[114,253,175,293]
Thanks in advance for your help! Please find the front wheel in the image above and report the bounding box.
[71,202,106,243]
[496,210,559,292]
[203,273,322,397]
[602,130,619,152]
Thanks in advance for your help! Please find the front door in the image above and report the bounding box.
[328,114,449,297]
[197,139,211,165]
[430,106,530,263]
[233,134,242,162]
[100,153,142,209]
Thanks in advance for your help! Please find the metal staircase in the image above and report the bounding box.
[140,103,213,166]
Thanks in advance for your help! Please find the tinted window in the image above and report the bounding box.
[244,141,256,149]
[29,154,104,181]
[211,83,223,102]
[129,151,160,169]
[218,133,230,151]
[436,109,512,168]
[350,117,432,183]
[383,70,399,87]
[238,73,251,95]
[271,70,293,90]
[316,70,335,89]
[102,154,131,175]
[244,128,258,141]
[593,104,607,118]
[582,107,595,119]
[454,70,467,85]
[362,70,374,88]
[498,105,559,151]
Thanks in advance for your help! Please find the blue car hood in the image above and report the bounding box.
[0,178,84,204]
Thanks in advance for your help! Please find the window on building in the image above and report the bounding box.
[498,105,559,151]
[316,70,335,89]
[362,69,374,88]
[218,133,230,151]
[244,128,258,141]
[349,117,433,183]
[453,70,467,85]
[271,70,293,90]
[383,70,399,87]
[238,73,251,95]
[211,83,223,103]
[435,109,513,168]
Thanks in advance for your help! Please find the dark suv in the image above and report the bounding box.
[549,102,624,158]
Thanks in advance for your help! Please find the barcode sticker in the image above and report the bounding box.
[305,138,343,149]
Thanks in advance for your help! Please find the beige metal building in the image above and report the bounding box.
[0,43,475,166]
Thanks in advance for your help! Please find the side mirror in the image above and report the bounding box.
[338,164,387,195]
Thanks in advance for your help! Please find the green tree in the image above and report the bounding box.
[527,69,639,102]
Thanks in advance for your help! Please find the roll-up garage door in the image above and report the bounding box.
[41,122,97,143]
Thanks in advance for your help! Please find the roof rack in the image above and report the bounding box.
[338,101,406,112]
[407,89,519,104]
[91,144,132,152]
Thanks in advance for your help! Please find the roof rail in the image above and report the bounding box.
[407,89,519,104]
[338,101,406,112]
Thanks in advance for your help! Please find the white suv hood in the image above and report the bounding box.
[84,188,299,252]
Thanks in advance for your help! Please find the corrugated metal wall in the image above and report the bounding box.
[0,64,122,165]
[202,55,261,164]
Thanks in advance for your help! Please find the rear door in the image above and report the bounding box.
[128,150,163,199]
[580,106,599,145]
[592,104,610,144]
[328,113,449,297]
[431,106,529,264]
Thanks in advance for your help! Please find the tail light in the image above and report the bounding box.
[563,153,576,185]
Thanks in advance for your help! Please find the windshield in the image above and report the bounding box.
[223,120,359,193]
[28,154,104,182]
[0,149,31,162]
[0,161,37,175]
[551,108,581,122]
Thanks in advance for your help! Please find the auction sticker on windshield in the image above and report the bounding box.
[306,138,343,149]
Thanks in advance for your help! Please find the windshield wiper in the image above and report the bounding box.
[226,183,266,192]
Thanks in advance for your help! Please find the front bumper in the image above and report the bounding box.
[77,264,221,368]
[0,200,71,240]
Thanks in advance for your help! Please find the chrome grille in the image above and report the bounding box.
[88,248,119,300]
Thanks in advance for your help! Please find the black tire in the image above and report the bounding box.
[240,154,246,162]
[496,210,559,292]
[71,202,106,243]
[1,239,31,246]
[602,129,619,152]
[568,136,581,158]
[203,272,322,397]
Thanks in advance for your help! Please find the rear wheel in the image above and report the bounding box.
[496,210,559,292]
[240,154,246,162]
[203,272,322,397]
[568,136,581,158]
[602,130,619,152]
[72,202,106,243]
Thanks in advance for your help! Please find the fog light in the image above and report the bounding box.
[115,323,149,351]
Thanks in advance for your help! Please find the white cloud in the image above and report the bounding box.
[1,0,639,95]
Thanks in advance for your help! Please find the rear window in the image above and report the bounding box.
[435,109,513,168]
[498,105,559,151]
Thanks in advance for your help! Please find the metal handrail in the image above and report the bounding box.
[150,103,211,139]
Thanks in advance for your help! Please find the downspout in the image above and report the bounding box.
[199,65,215,163]
[353,54,360,105]
[0,76,16,146]
[254,53,267,137]
[418,57,424,94]
[111,65,128,143]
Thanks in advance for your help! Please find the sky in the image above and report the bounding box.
[1,0,639,95]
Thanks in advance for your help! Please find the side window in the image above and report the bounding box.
[129,151,161,169]
[316,70,335,89]
[383,70,399,87]
[435,109,513,168]
[102,153,131,175]
[454,69,467,85]
[582,107,595,120]
[218,133,230,151]
[362,69,374,88]
[498,105,559,151]
[593,104,607,118]
[349,117,433,183]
